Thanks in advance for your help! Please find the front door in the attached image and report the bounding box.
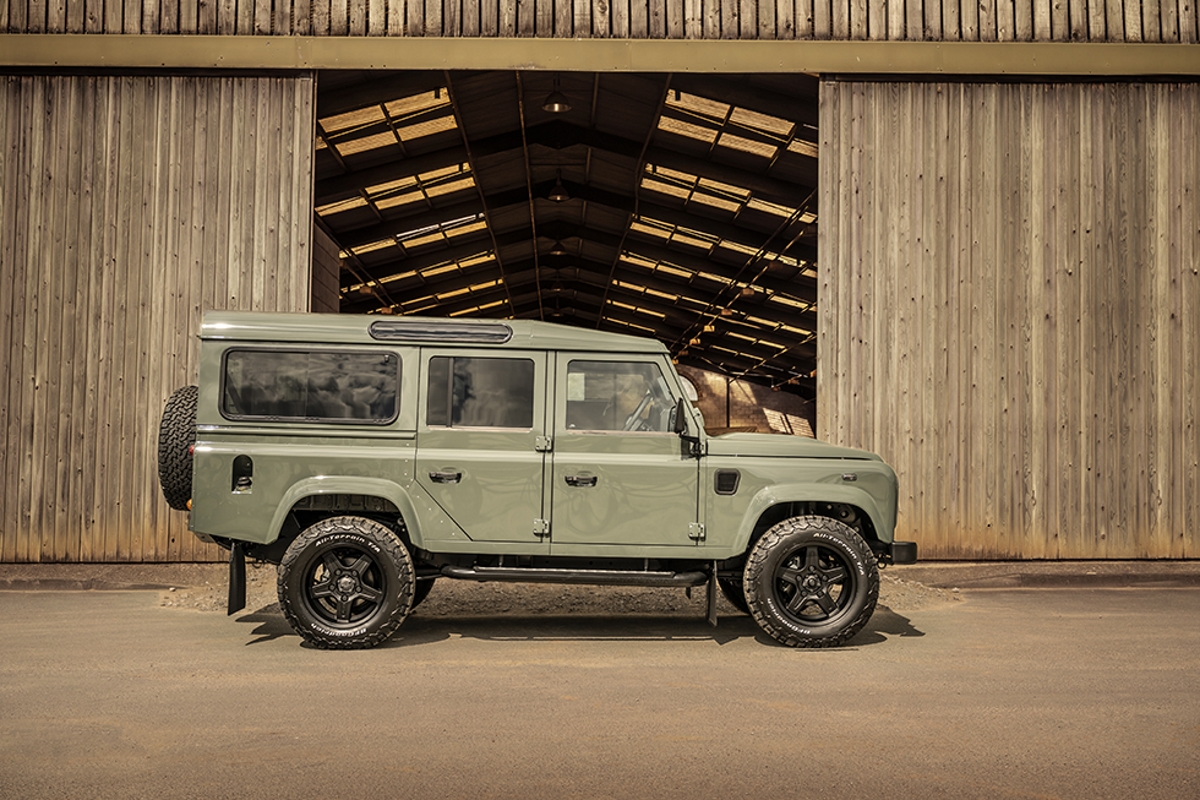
[415,350,550,547]
[549,355,699,549]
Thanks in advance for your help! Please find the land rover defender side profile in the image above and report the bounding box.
[158,311,916,649]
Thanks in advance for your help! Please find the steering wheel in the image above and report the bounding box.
[622,391,655,431]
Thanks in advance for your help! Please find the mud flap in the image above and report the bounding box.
[227,542,246,616]
[707,562,718,627]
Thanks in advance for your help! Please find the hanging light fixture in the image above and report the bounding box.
[542,75,571,113]
[549,240,568,256]
[548,171,570,203]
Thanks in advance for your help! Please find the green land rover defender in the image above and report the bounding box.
[158,311,916,649]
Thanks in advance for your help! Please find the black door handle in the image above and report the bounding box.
[565,474,598,487]
[429,470,462,484]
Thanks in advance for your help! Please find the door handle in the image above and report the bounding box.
[565,474,598,487]
[429,470,462,484]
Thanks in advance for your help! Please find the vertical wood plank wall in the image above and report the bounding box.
[0,74,316,562]
[311,225,342,314]
[1,0,1198,41]
[818,81,1199,559]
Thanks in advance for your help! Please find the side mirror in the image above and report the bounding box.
[673,397,688,435]
[674,397,702,457]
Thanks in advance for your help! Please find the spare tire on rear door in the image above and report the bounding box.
[158,385,198,510]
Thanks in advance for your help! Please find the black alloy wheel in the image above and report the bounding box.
[744,516,879,648]
[278,516,414,649]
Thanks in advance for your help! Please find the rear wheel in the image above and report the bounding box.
[744,516,879,648]
[277,516,415,649]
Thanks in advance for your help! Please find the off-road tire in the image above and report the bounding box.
[158,385,198,510]
[744,516,879,648]
[717,577,750,615]
[277,516,415,649]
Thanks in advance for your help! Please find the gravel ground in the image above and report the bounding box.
[155,561,962,617]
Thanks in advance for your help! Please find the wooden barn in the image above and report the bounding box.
[1,1,1197,562]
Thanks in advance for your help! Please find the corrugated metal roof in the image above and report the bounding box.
[316,70,820,398]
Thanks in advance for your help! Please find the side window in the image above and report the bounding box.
[565,360,675,433]
[426,356,535,429]
[222,349,399,424]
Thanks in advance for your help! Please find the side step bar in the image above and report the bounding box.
[440,565,708,588]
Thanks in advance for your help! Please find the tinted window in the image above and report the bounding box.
[565,361,675,433]
[222,350,399,424]
[426,357,535,429]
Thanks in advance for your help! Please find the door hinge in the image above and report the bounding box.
[688,522,706,542]
[535,435,553,452]
[533,518,551,537]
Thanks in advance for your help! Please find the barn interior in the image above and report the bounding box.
[313,70,822,413]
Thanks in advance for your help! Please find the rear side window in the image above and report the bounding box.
[426,356,535,429]
[222,349,400,424]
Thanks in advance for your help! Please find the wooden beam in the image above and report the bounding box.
[333,176,816,259]
[315,119,811,207]
[670,74,820,126]
[344,254,818,359]
[342,214,819,305]
[4,36,1197,76]
[317,70,447,118]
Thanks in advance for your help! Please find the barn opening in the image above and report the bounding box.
[311,70,821,434]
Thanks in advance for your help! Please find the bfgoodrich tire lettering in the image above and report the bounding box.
[277,516,415,649]
[744,516,880,648]
[157,385,198,511]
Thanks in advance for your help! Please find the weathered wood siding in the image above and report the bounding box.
[311,224,342,314]
[1,0,1197,40]
[818,80,1199,559]
[0,74,315,562]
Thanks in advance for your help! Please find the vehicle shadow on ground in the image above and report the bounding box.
[234,602,924,649]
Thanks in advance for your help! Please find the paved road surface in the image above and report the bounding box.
[0,587,1197,800]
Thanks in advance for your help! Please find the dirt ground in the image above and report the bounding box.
[151,561,961,616]
[6,583,1197,800]
[0,558,961,618]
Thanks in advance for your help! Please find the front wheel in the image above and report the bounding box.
[744,516,879,648]
[277,516,415,649]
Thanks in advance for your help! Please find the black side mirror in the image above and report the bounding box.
[673,397,688,435]
[674,397,702,457]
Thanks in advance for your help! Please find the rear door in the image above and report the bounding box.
[415,350,550,548]
[549,355,700,549]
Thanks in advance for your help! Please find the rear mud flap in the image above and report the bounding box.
[227,542,246,616]
[707,562,718,627]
